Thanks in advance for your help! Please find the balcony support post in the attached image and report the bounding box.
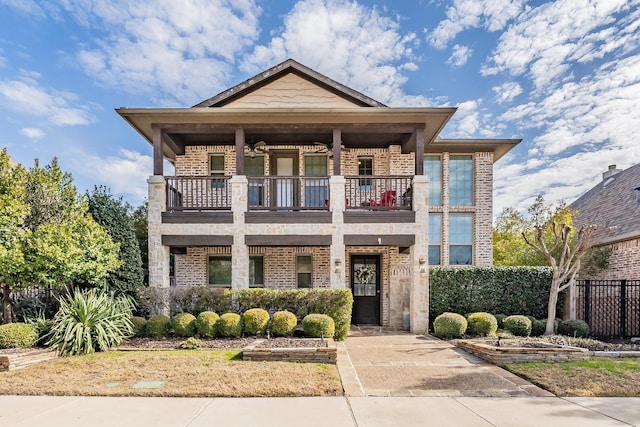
[231,175,249,289]
[329,176,346,289]
[410,175,429,333]
[147,175,170,315]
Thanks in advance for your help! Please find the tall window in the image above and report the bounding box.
[249,256,264,287]
[424,156,442,206]
[449,155,473,205]
[245,156,265,207]
[428,213,442,265]
[449,213,473,265]
[208,256,231,287]
[358,156,373,188]
[209,154,225,188]
[296,255,312,288]
[304,155,328,207]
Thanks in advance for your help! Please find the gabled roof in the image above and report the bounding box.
[571,163,640,244]
[193,58,387,108]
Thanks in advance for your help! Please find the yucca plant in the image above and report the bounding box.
[47,289,135,356]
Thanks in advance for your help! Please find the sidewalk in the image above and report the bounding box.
[1,395,638,427]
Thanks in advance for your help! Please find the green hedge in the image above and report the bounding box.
[430,266,560,324]
[137,287,353,341]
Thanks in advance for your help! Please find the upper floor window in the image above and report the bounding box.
[304,155,328,207]
[424,156,442,206]
[358,156,373,188]
[245,156,265,207]
[449,213,473,265]
[304,155,328,176]
[209,154,225,189]
[428,213,442,265]
[450,155,473,206]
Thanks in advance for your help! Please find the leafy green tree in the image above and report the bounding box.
[83,186,143,295]
[129,201,148,274]
[0,150,121,323]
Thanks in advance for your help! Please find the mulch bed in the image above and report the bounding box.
[492,336,640,352]
[116,337,328,351]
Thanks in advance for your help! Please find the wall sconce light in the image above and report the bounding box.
[334,258,342,274]
[419,257,427,273]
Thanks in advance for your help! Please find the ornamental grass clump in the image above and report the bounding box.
[503,315,532,337]
[146,314,171,338]
[242,308,270,336]
[218,313,242,338]
[433,312,467,338]
[172,312,196,337]
[302,314,335,338]
[271,310,298,336]
[196,311,219,338]
[0,323,39,349]
[47,290,134,356]
[466,312,498,337]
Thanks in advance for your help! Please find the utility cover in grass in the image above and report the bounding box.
[105,382,120,387]
[132,381,165,389]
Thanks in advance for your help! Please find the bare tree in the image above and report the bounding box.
[522,222,613,335]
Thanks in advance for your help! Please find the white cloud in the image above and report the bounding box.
[0,77,91,125]
[20,127,45,139]
[64,0,262,106]
[447,44,472,67]
[428,0,526,49]
[241,0,436,107]
[481,0,636,93]
[492,81,523,104]
[0,0,46,17]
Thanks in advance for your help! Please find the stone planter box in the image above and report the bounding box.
[456,340,590,365]
[0,348,59,372]
[242,339,337,363]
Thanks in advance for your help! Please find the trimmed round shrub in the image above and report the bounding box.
[503,315,532,337]
[147,314,171,338]
[558,319,589,338]
[218,313,242,338]
[527,316,546,337]
[466,312,498,337]
[172,312,197,337]
[302,314,335,338]
[130,316,147,337]
[196,311,219,338]
[433,312,467,339]
[0,323,39,349]
[243,308,270,336]
[271,310,298,337]
[494,314,507,329]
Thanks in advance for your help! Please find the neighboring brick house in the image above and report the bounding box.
[117,59,520,333]
[571,163,640,280]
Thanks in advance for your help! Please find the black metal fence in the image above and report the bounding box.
[576,279,640,339]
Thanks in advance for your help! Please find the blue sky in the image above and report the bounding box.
[0,0,638,216]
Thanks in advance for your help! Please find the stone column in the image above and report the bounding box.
[410,175,430,334]
[231,176,248,289]
[147,175,170,315]
[329,176,346,289]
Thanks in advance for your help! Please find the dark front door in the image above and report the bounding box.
[351,255,380,325]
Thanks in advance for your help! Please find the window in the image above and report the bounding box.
[424,156,442,206]
[245,156,265,207]
[304,155,328,207]
[208,256,231,286]
[249,256,264,287]
[449,155,473,205]
[358,156,373,188]
[209,154,225,188]
[428,213,442,265]
[449,214,473,265]
[296,255,312,288]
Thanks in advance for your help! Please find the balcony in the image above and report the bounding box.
[164,175,413,212]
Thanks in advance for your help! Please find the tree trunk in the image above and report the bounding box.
[2,284,12,324]
[545,281,559,335]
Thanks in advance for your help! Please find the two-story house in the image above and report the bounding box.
[117,59,519,333]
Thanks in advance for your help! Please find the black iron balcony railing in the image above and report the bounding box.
[345,176,412,210]
[166,176,231,211]
[247,176,330,211]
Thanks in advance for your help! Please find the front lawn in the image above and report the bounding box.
[0,350,343,397]
[505,357,640,397]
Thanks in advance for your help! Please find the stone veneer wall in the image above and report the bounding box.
[175,246,331,288]
[586,238,640,280]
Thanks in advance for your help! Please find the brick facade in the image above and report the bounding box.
[586,238,640,280]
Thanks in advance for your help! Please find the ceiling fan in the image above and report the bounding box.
[314,141,347,157]
[245,141,270,158]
